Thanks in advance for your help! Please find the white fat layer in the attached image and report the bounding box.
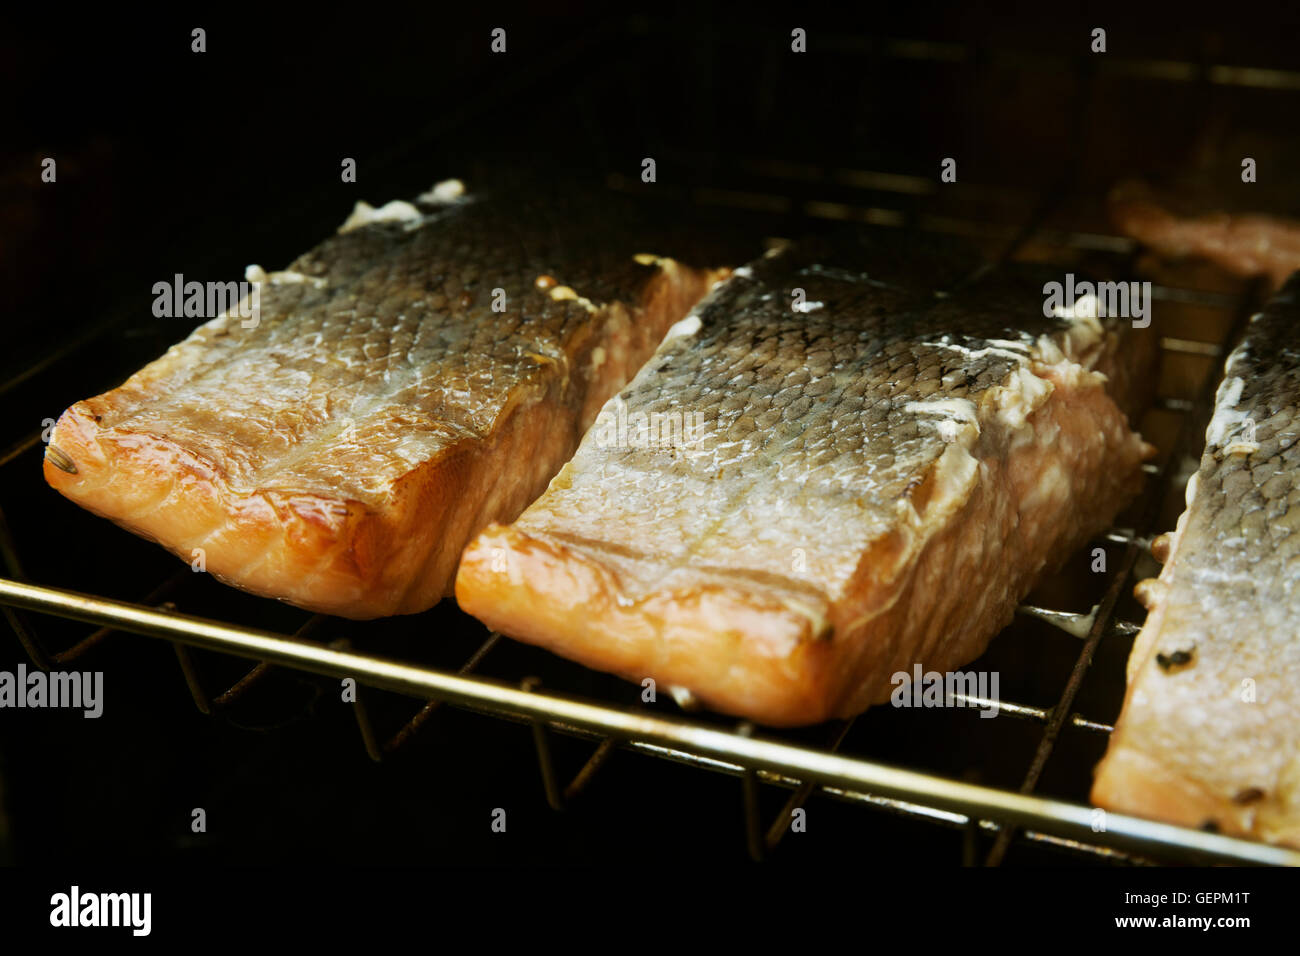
[793,299,825,313]
[548,285,599,313]
[663,314,702,343]
[922,340,1032,365]
[632,253,681,271]
[985,338,1033,352]
[1050,292,1104,326]
[1044,294,1107,363]
[338,200,423,233]
[667,685,698,709]
[417,178,466,203]
[933,419,962,442]
[924,321,1104,387]
[991,366,1055,431]
[1206,376,1248,448]
[1226,339,1251,374]
[904,398,978,421]
[921,324,1106,453]
[244,265,327,289]
[904,398,980,443]
[927,442,979,515]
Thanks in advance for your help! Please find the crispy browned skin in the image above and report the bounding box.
[43,185,728,618]
[1093,276,1300,847]
[457,239,1152,725]
[1109,181,1300,290]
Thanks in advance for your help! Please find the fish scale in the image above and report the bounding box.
[43,184,732,618]
[457,237,1153,725]
[1094,275,1300,847]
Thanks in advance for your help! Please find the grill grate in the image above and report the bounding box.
[6,20,1300,865]
[1,173,1296,866]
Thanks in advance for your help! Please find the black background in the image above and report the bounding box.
[3,1,1300,881]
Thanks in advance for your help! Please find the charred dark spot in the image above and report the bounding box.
[1199,820,1221,833]
[1156,648,1195,672]
[1233,787,1266,805]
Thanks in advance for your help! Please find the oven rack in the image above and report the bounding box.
[1,202,1296,867]
[6,19,1300,865]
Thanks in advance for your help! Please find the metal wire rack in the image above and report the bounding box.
[5,21,1300,867]
[2,183,1296,867]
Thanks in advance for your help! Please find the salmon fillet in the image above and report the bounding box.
[456,238,1153,725]
[1109,181,1300,290]
[43,183,729,618]
[1093,276,1300,847]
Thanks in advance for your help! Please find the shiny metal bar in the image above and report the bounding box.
[1016,600,1139,641]
[946,694,1113,735]
[1160,336,1223,357]
[0,576,1294,866]
[1017,603,1096,638]
[54,571,188,665]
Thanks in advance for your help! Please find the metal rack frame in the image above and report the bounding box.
[2,191,1297,866]
[5,24,1300,867]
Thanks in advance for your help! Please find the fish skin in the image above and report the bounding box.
[42,185,731,618]
[456,236,1153,726]
[1093,274,1300,847]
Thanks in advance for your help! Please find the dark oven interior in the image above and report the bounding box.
[3,5,1300,866]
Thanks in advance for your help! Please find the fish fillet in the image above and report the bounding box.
[1109,181,1300,290]
[1093,276,1300,847]
[43,183,729,618]
[456,238,1153,725]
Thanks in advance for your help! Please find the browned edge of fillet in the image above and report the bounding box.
[455,351,1151,726]
[43,263,725,619]
[1090,512,1300,849]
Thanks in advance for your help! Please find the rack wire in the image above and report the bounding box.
[5,24,1300,866]
[2,184,1296,867]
